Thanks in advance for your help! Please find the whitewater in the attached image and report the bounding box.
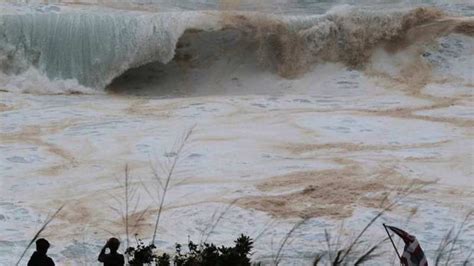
[1,1,473,93]
[0,0,473,265]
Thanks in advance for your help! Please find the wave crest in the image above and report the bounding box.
[0,5,472,93]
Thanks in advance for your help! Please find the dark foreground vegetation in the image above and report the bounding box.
[126,234,253,266]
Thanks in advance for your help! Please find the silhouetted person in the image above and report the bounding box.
[27,238,55,266]
[98,238,125,266]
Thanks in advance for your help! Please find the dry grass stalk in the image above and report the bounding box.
[200,199,239,244]
[16,204,65,266]
[151,126,195,244]
[125,164,130,248]
[435,210,473,265]
[108,164,149,250]
[274,217,309,265]
[309,181,429,265]
[338,182,426,263]
[353,237,389,265]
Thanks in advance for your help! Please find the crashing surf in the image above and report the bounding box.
[0,3,473,94]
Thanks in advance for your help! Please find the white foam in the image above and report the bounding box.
[0,68,96,94]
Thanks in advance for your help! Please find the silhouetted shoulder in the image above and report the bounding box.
[47,257,55,266]
[98,253,124,266]
[27,251,55,266]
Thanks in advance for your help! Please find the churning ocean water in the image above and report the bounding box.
[0,0,473,265]
[0,0,473,94]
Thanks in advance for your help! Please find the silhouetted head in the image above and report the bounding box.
[107,238,120,252]
[36,238,50,254]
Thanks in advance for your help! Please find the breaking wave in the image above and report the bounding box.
[0,4,473,94]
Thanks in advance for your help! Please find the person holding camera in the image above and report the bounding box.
[98,237,125,266]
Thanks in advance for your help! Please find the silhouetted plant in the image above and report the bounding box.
[156,253,171,266]
[125,237,157,266]
[174,234,253,266]
[126,234,253,266]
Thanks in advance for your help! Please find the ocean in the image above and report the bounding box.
[1,0,473,265]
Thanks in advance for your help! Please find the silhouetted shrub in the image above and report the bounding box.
[126,234,253,266]
[156,253,171,266]
[125,238,157,265]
